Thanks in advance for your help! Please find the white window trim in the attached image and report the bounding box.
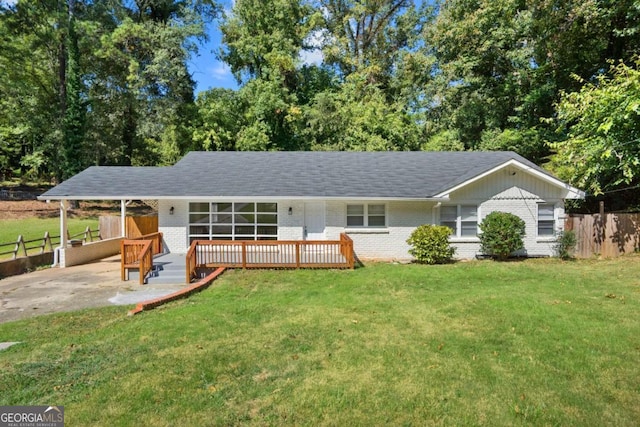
[188,202,278,242]
[346,203,388,228]
[537,202,557,241]
[440,204,480,241]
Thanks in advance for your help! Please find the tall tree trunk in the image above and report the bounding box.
[62,0,86,179]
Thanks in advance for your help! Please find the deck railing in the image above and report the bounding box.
[120,232,164,285]
[186,233,354,282]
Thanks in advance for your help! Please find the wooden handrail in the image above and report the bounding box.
[339,233,355,269]
[121,239,154,285]
[186,240,198,283]
[129,232,163,256]
[185,235,355,280]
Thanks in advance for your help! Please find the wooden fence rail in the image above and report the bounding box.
[0,227,99,260]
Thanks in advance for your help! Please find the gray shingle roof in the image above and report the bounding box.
[39,151,558,200]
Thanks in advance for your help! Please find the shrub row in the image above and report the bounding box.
[407,211,576,264]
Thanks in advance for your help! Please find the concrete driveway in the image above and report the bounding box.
[0,256,186,324]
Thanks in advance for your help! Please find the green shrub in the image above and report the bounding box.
[554,230,577,260]
[479,212,526,260]
[407,224,456,264]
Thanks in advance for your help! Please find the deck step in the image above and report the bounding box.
[126,254,187,285]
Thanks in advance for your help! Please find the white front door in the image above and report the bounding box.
[304,201,326,240]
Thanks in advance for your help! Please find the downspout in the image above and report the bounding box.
[432,202,442,225]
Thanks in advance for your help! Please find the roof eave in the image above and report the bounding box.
[37,195,450,202]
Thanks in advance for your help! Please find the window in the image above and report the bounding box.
[538,204,555,236]
[346,204,386,227]
[440,205,478,237]
[189,202,277,243]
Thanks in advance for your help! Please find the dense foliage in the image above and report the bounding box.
[0,0,218,180]
[2,0,640,210]
[479,211,526,260]
[407,224,455,264]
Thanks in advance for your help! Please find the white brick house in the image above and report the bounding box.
[40,151,584,262]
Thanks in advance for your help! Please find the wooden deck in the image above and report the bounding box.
[186,233,354,282]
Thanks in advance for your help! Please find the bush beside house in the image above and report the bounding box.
[479,212,526,260]
[407,225,456,264]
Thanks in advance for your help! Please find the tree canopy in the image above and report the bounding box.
[2,0,640,210]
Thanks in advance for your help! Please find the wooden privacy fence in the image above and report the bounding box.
[99,215,158,240]
[186,233,355,282]
[565,213,640,258]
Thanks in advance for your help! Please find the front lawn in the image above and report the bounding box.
[1,257,639,425]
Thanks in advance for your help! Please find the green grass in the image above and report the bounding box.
[1,257,639,425]
[0,217,99,258]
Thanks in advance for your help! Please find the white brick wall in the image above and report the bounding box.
[341,201,435,261]
[158,199,189,253]
[278,201,304,240]
[157,189,564,260]
[447,196,564,259]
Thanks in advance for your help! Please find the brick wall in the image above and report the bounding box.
[157,192,564,260]
[328,201,434,261]
[278,201,304,240]
[158,200,189,253]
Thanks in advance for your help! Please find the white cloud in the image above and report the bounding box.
[299,29,326,66]
[299,48,324,66]
[1,0,18,6]
[209,63,232,79]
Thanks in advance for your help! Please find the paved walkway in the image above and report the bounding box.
[0,255,187,324]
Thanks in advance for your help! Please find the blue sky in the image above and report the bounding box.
[187,20,239,93]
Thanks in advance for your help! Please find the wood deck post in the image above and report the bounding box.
[295,241,300,268]
[120,239,126,281]
[241,242,247,269]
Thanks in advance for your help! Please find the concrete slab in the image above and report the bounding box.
[0,254,188,324]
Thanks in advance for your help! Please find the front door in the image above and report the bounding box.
[304,201,326,240]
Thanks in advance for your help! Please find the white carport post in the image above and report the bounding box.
[121,200,127,237]
[60,199,68,248]
[52,199,69,268]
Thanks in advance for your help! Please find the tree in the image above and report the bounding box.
[477,128,545,163]
[303,76,421,151]
[550,60,640,197]
[425,0,640,159]
[212,0,318,151]
[87,0,216,165]
[219,0,316,85]
[193,89,246,151]
[319,0,430,86]
[0,0,70,180]
[0,0,216,179]
[62,0,86,179]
